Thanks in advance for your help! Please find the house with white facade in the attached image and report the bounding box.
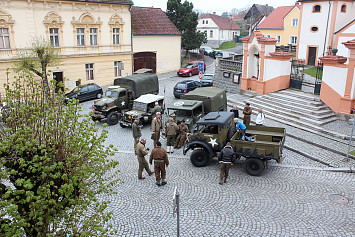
[197,13,240,47]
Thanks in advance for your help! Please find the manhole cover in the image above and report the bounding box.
[329,194,349,204]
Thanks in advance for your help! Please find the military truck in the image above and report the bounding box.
[92,73,159,125]
[183,112,286,176]
[119,94,164,128]
[166,87,227,131]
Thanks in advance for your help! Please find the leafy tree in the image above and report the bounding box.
[0,72,120,236]
[166,0,207,56]
[14,38,61,96]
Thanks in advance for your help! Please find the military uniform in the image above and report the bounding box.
[243,106,252,125]
[151,105,162,118]
[151,116,162,145]
[218,144,235,185]
[175,123,189,149]
[136,141,153,179]
[149,146,169,186]
[132,120,141,152]
[165,120,178,153]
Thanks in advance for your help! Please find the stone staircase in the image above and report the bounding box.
[228,89,344,138]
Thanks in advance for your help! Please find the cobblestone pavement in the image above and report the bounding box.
[79,69,355,236]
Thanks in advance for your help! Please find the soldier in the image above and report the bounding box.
[165,118,179,153]
[151,112,162,147]
[230,104,239,118]
[218,142,235,185]
[132,118,141,153]
[151,101,162,118]
[243,102,252,125]
[136,138,154,180]
[175,120,189,149]
[171,113,177,124]
[149,141,169,186]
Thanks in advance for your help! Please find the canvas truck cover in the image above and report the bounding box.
[181,87,227,113]
[113,73,159,98]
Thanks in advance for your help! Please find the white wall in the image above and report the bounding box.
[351,68,355,99]
[322,65,348,97]
[263,59,291,81]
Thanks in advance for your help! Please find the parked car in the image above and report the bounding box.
[209,50,223,59]
[200,46,213,55]
[177,61,206,77]
[200,74,214,87]
[173,80,202,98]
[65,83,103,103]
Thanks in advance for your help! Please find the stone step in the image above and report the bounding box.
[267,93,328,110]
[277,89,321,102]
[249,96,336,121]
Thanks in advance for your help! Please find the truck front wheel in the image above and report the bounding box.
[244,158,265,176]
[190,149,210,167]
[107,112,120,125]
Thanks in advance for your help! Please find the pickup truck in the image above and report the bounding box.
[183,111,286,176]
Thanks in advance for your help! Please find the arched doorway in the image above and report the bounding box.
[248,46,260,79]
[133,52,156,73]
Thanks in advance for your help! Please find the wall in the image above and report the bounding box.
[133,35,181,74]
[263,59,291,81]
[335,24,355,57]
[322,65,348,97]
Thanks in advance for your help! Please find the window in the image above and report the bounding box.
[266,35,271,38]
[292,18,298,27]
[290,36,297,45]
[341,4,346,12]
[276,35,281,44]
[77,28,85,46]
[90,28,98,45]
[311,26,319,32]
[114,61,124,77]
[206,20,208,24]
[0,28,10,49]
[49,28,59,47]
[202,20,205,24]
[313,5,321,12]
[204,30,207,35]
[210,30,213,38]
[113,28,120,44]
[85,63,94,80]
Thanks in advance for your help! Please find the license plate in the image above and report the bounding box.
[178,73,182,75]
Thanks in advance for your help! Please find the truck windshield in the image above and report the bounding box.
[133,101,147,111]
[175,109,193,117]
[105,91,119,98]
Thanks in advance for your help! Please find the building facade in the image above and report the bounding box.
[0,0,134,94]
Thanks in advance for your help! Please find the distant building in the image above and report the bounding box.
[244,4,274,33]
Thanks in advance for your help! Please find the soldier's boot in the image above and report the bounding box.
[167,146,170,153]
[161,179,167,185]
[219,179,223,185]
[224,178,227,183]
[171,146,174,153]
[156,182,161,186]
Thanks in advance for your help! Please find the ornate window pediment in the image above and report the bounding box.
[108,14,125,27]
[0,10,14,28]
[72,12,102,26]
[43,11,64,27]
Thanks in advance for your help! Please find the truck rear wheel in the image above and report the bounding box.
[244,158,265,176]
[107,112,120,125]
[190,149,209,167]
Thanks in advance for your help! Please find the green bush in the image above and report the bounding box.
[217,41,236,50]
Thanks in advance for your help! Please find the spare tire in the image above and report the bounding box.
[227,126,237,141]
[244,158,265,176]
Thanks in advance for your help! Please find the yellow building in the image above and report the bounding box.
[0,0,134,94]
[256,5,300,46]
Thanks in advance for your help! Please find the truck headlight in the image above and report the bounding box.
[128,115,131,119]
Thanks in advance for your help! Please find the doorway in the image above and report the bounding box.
[53,71,64,93]
[133,52,156,73]
[307,47,317,66]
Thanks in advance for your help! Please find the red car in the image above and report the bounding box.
[177,61,206,77]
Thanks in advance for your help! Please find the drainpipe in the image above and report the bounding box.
[323,1,331,56]
[130,5,133,74]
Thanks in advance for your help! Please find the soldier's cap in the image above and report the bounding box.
[141,138,146,143]
[156,141,161,147]
[181,120,185,123]
[155,101,159,105]
[246,102,250,105]
[171,113,176,117]
[156,112,161,115]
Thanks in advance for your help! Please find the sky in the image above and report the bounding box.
[132,0,298,14]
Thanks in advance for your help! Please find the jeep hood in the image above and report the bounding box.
[94,97,115,106]
[125,110,144,117]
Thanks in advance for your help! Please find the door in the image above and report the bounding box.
[53,72,63,93]
[79,86,89,101]
[308,47,317,66]
[133,52,156,73]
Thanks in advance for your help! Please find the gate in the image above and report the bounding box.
[289,59,304,90]
[314,61,323,94]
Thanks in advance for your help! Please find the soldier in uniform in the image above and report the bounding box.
[151,112,162,147]
[175,120,189,149]
[136,138,154,179]
[243,102,252,125]
[132,118,141,153]
[218,142,235,185]
[171,113,177,124]
[165,118,179,153]
[151,101,162,118]
[149,141,169,186]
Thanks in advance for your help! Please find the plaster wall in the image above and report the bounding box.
[322,65,348,97]
[352,68,355,99]
[132,35,181,74]
[337,36,351,57]
[265,45,275,56]
[197,18,218,28]
[263,59,291,82]
[334,1,353,32]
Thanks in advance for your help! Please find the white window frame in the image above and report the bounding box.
[113,28,120,45]
[86,63,94,80]
[290,36,297,45]
[276,35,281,44]
[210,30,213,38]
[292,18,298,27]
[114,61,124,77]
[0,28,10,49]
[90,28,98,45]
[77,28,85,46]
[49,28,59,47]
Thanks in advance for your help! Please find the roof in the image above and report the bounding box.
[167,100,203,110]
[335,18,355,34]
[197,112,233,126]
[131,7,181,35]
[63,0,133,4]
[134,94,164,103]
[257,6,296,29]
[182,87,225,99]
[201,14,241,30]
[244,4,274,20]
[233,13,245,21]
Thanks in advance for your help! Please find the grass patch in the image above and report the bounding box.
[350,150,355,156]
[302,67,323,78]
[217,41,236,50]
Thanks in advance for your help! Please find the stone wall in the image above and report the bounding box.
[213,58,242,94]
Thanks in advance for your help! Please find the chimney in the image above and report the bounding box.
[213,12,216,15]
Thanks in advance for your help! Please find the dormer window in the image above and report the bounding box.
[206,20,208,24]
[341,4,346,12]
[313,5,321,13]
[202,20,205,24]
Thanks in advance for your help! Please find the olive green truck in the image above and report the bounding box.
[183,112,286,176]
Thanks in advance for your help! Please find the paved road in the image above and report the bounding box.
[79,74,355,236]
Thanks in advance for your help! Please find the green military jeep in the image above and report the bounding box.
[183,112,286,176]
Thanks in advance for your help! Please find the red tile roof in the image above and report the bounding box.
[257,6,296,29]
[131,7,181,35]
[201,14,241,30]
[232,13,244,21]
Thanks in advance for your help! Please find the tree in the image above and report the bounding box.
[0,72,120,236]
[14,38,61,96]
[166,0,207,56]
